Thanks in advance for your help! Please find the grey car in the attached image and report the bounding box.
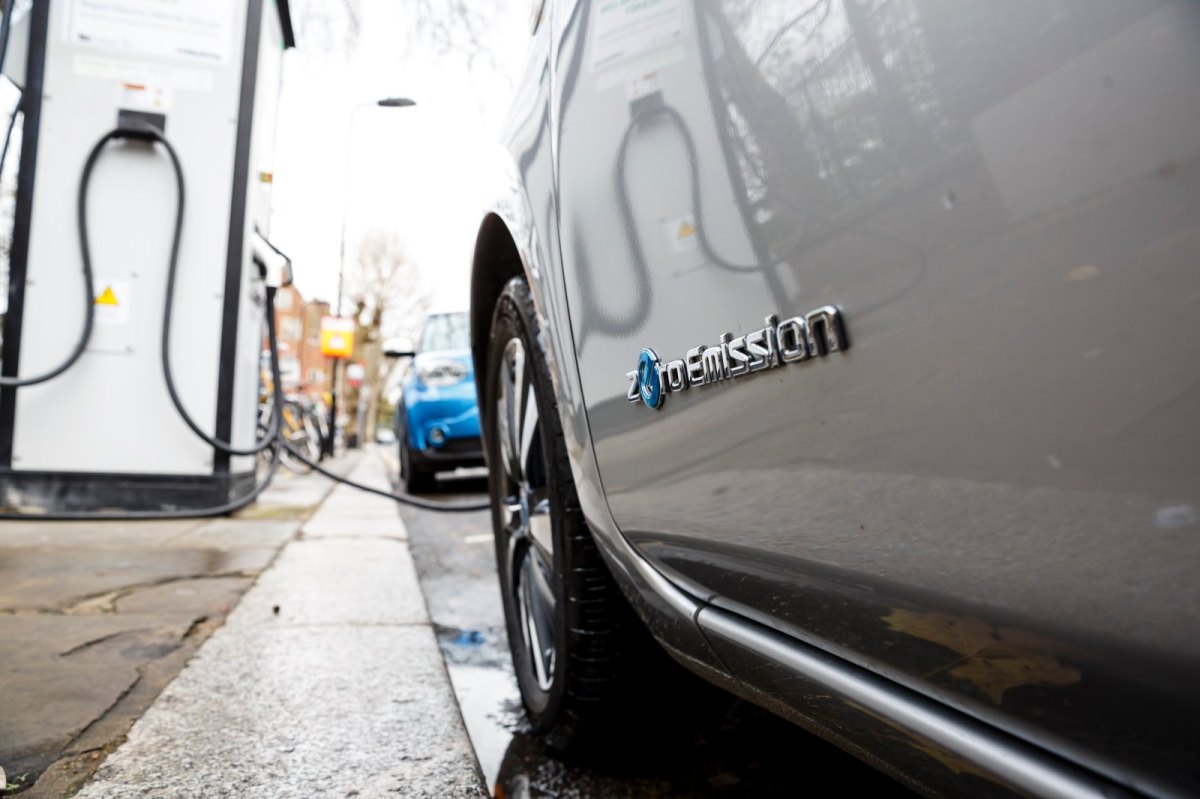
[469,1,1200,795]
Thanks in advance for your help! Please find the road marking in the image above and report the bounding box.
[463,534,493,545]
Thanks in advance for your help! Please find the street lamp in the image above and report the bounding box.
[324,96,416,457]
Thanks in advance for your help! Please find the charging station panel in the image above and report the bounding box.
[0,0,294,511]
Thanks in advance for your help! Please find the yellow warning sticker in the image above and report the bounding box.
[665,214,697,254]
[92,279,131,329]
[95,286,119,306]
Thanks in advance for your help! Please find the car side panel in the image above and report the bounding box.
[550,0,1200,792]
[478,5,727,672]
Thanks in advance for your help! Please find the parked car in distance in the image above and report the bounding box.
[374,427,396,445]
[467,1,1200,796]
[395,311,483,493]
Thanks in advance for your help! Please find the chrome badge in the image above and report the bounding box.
[626,307,849,410]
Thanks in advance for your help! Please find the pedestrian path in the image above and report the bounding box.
[1,457,351,798]
[75,452,486,798]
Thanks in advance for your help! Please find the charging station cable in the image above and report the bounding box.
[130,125,488,511]
[0,126,107,387]
[127,125,283,456]
[0,123,487,518]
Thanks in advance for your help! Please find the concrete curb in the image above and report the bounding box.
[75,453,487,798]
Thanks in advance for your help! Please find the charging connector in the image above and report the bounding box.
[252,228,293,289]
[116,108,166,137]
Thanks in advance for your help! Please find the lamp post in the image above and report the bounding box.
[324,96,416,457]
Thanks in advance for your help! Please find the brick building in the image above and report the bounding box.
[266,285,332,399]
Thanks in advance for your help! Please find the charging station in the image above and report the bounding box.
[0,0,295,512]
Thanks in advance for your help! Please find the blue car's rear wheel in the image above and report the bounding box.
[484,277,638,750]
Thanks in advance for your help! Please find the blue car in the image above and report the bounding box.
[396,311,483,492]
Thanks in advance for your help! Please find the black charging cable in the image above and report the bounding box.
[1,123,488,517]
[0,126,285,517]
[130,126,283,456]
[0,117,107,388]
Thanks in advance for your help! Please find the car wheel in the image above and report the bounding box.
[399,430,435,494]
[484,277,638,750]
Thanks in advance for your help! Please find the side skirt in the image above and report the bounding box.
[697,606,1136,799]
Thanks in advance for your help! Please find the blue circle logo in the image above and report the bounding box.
[637,349,664,409]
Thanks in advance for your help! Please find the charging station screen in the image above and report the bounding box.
[64,0,236,64]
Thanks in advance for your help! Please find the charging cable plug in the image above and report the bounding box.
[251,228,293,288]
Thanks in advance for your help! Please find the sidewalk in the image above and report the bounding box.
[1,452,484,797]
[1,458,341,797]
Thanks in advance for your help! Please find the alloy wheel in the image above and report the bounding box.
[496,337,556,691]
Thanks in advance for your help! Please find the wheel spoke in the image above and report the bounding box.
[530,549,557,618]
[505,518,526,586]
[496,375,514,484]
[502,497,523,534]
[495,332,558,695]
[519,556,553,690]
[529,556,557,686]
[506,345,526,480]
[528,494,553,562]
[519,387,540,484]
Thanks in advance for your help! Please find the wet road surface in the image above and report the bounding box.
[385,454,909,797]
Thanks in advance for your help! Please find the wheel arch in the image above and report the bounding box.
[470,213,525,412]
[468,188,727,683]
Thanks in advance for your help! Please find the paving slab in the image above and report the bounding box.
[252,465,346,511]
[75,626,483,799]
[0,519,203,549]
[0,615,189,778]
[163,518,301,549]
[233,537,428,628]
[302,457,407,539]
[0,453,355,794]
[0,547,275,612]
[74,449,486,797]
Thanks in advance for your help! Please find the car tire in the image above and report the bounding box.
[399,431,436,494]
[484,277,640,751]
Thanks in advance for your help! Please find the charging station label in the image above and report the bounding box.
[65,0,236,65]
[591,0,685,90]
[93,281,130,325]
[88,280,133,354]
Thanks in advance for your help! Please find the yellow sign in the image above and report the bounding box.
[95,286,119,306]
[320,316,355,359]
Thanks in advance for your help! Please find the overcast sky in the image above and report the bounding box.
[269,1,530,324]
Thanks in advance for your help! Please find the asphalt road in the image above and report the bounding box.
[382,450,908,798]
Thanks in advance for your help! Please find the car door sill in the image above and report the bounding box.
[697,605,1142,799]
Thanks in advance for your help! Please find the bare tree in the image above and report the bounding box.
[291,0,512,87]
[407,0,511,74]
[290,0,363,57]
[345,230,430,443]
